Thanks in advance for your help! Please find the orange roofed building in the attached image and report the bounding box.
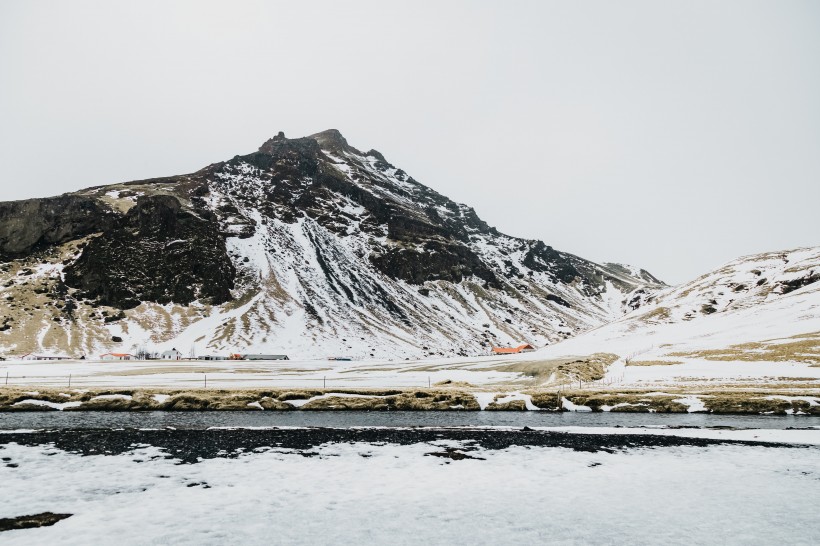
[100,353,134,361]
[491,344,535,355]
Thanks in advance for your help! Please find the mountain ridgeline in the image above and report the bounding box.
[0,130,664,358]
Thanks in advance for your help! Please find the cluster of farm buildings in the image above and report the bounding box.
[98,350,291,361]
[17,351,289,362]
[14,344,534,362]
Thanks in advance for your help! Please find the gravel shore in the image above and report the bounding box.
[0,427,794,463]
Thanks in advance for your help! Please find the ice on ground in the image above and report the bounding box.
[90,394,133,401]
[11,399,82,411]
[672,395,708,412]
[284,392,388,408]
[473,392,497,410]
[493,392,540,410]
[562,397,592,412]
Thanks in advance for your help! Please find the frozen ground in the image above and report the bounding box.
[0,428,818,545]
[0,355,522,389]
[2,352,819,391]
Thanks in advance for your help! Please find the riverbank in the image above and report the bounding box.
[2,386,819,415]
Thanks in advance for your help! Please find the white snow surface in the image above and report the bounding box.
[0,355,524,389]
[10,399,82,411]
[0,436,818,544]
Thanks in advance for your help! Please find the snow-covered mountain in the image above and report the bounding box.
[0,130,664,359]
[535,246,820,373]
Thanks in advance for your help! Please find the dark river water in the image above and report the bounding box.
[1,411,818,430]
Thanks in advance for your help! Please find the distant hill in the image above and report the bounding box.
[535,246,820,371]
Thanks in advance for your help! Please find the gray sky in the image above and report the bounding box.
[1,0,818,284]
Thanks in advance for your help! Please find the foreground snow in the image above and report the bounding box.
[0,435,818,545]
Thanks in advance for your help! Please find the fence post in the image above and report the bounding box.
[323,376,326,389]
[204,374,207,389]
[428,376,431,388]
[4,372,7,385]
[68,374,71,388]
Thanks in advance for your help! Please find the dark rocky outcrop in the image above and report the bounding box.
[0,195,114,259]
[370,242,499,287]
[522,241,581,284]
[64,195,235,309]
[778,271,819,294]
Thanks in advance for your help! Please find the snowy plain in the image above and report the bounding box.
[1,436,818,545]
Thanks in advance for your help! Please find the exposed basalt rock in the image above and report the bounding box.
[370,242,499,287]
[778,272,819,294]
[546,294,571,308]
[0,512,73,532]
[64,195,235,309]
[0,195,114,259]
[308,129,362,155]
[522,241,581,284]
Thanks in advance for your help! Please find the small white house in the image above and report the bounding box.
[160,348,183,361]
[21,353,72,361]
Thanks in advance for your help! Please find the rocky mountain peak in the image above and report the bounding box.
[308,129,361,154]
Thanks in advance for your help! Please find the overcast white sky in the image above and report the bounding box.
[1,0,818,283]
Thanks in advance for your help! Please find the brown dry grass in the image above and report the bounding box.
[554,353,619,382]
[2,386,817,413]
[638,306,671,322]
[485,353,618,385]
[669,332,820,365]
[525,391,689,412]
[626,360,683,366]
[700,392,820,415]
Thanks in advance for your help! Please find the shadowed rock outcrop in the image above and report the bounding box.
[63,195,234,309]
[0,195,113,259]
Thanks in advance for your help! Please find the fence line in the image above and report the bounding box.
[0,373,438,390]
[1,373,625,391]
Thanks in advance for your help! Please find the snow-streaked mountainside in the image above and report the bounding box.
[0,130,664,359]
[536,246,820,373]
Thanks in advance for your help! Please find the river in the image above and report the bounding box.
[2,410,818,430]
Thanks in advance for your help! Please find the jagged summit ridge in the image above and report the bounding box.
[0,130,665,359]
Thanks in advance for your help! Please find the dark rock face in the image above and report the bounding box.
[0,512,72,532]
[64,195,235,309]
[778,272,819,294]
[522,241,581,284]
[370,242,499,287]
[0,195,113,259]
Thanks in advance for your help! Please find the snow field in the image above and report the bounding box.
[0,438,818,545]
